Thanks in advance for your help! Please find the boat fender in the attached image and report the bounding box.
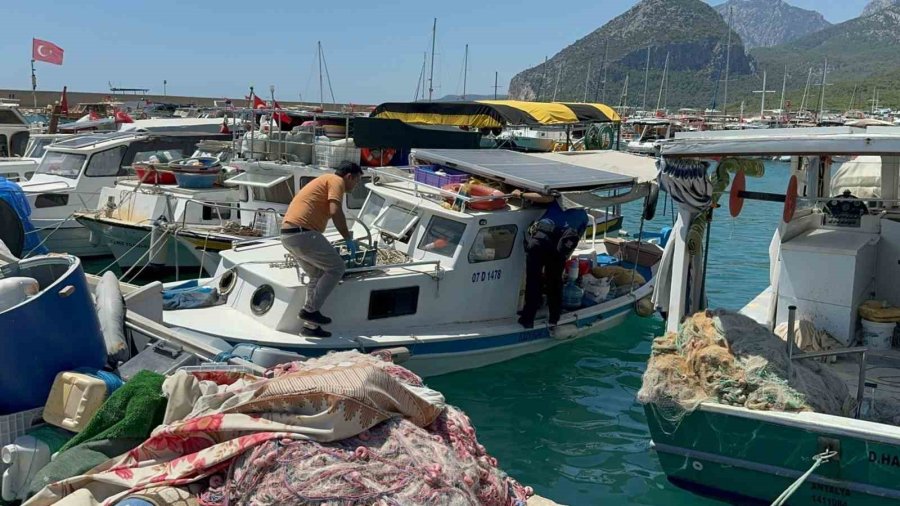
[0,277,38,313]
[783,175,798,223]
[95,271,129,364]
[635,296,655,317]
[729,170,746,218]
[643,183,660,221]
[550,323,579,340]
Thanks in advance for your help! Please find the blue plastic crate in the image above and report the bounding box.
[413,165,468,188]
[173,171,218,189]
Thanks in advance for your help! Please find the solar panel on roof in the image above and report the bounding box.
[411,149,634,193]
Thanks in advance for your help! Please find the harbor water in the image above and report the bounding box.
[84,161,791,505]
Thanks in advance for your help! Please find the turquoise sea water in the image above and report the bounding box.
[430,162,792,505]
[83,162,792,505]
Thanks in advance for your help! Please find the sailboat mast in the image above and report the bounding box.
[656,51,669,112]
[619,74,629,114]
[536,56,548,101]
[818,58,828,120]
[848,83,858,112]
[800,67,813,112]
[583,60,592,102]
[462,44,468,100]
[552,60,564,102]
[428,18,437,102]
[723,6,733,116]
[318,41,324,109]
[779,66,787,112]
[601,40,609,104]
[760,70,767,117]
[642,46,650,111]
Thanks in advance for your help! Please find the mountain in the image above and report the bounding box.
[713,0,831,48]
[862,0,900,17]
[508,0,753,109]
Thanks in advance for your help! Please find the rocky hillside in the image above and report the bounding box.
[508,0,752,108]
[862,0,900,17]
[713,0,831,48]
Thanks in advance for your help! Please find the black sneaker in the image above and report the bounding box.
[299,309,332,325]
[301,326,332,338]
[517,316,534,329]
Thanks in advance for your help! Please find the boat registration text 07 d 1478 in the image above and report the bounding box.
[472,269,502,283]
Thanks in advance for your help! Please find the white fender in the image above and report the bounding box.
[95,271,129,363]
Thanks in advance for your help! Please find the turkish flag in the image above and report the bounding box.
[114,110,134,123]
[272,100,290,124]
[59,86,69,115]
[252,95,266,110]
[33,38,64,65]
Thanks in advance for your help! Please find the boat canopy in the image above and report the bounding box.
[371,100,620,129]
[411,148,634,193]
[530,150,658,184]
[661,126,900,157]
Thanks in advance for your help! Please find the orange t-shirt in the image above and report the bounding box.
[282,174,345,232]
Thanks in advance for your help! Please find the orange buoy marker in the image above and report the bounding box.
[783,175,798,223]
[729,170,746,218]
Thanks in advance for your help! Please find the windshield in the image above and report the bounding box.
[34,151,86,179]
[24,138,52,158]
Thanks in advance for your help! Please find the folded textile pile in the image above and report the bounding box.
[26,351,531,506]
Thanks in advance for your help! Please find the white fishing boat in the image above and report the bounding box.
[0,133,71,183]
[625,117,681,155]
[19,131,229,257]
[160,149,662,377]
[0,102,36,182]
[642,125,900,505]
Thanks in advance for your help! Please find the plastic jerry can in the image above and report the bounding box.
[1,434,51,501]
[43,372,107,433]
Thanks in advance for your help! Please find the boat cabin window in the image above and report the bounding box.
[359,193,385,228]
[468,225,518,263]
[132,149,186,165]
[10,132,28,157]
[374,204,420,241]
[85,146,128,177]
[34,193,69,208]
[0,135,7,157]
[251,176,294,204]
[418,215,466,257]
[34,151,87,179]
[368,286,419,320]
[25,138,53,158]
[345,176,371,210]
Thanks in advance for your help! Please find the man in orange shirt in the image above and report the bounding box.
[281,161,363,337]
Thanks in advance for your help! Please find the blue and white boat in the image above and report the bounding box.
[160,149,662,376]
[0,254,107,413]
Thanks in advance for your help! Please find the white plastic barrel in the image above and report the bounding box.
[0,277,39,313]
[861,319,895,351]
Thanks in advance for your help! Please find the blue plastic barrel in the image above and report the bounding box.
[0,255,106,414]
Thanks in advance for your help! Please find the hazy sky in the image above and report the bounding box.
[0,0,872,103]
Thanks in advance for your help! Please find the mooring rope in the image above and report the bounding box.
[770,449,838,506]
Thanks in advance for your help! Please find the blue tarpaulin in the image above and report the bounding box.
[0,177,48,255]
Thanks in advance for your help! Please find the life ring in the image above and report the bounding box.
[442,183,507,211]
[360,147,396,167]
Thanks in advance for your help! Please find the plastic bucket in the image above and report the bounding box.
[861,319,895,351]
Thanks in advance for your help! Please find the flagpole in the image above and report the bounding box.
[31,59,37,109]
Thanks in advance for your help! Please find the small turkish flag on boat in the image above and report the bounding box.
[33,38,64,65]
[114,110,134,123]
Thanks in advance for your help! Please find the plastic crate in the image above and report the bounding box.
[0,407,43,447]
[315,144,361,168]
[414,165,468,188]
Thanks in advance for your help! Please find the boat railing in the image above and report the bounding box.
[178,199,282,233]
[785,305,868,419]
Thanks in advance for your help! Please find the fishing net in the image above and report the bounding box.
[638,310,857,427]
[202,405,531,506]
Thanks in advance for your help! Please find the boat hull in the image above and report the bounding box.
[34,220,111,257]
[645,402,900,505]
[77,217,222,275]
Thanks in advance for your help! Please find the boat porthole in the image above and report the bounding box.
[218,269,237,296]
[250,284,275,315]
[692,461,704,472]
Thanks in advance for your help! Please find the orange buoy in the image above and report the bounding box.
[783,175,798,223]
[729,170,746,218]
[360,147,397,167]
[442,183,507,211]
